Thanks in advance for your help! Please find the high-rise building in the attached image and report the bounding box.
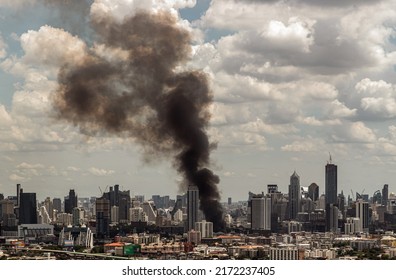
[345,217,361,234]
[251,194,271,230]
[38,205,51,224]
[170,194,185,219]
[1,199,15,226]
[134,195,145,203]
[337,191,346,219]
[57,213,73,226]
[16,184,21,207]
[53,198,62,213]
[152,195,171,209]
[95,197,110,238]
[268,190,287,232]
[325,156,338,232]
[187,185,199,231]
[382,184,389,206]
[288,171,301,220]
[308,183,319,201]
[356,199,369,233]
[110,205,119,224]
[325,156,337,206]
[195,220,213,238]
[129,207,147,222]
[328,204,339,233]
[72,207,85,226]
[101,185,130,223]
[43,197,54,221]
[141,201,157,223]
[15,183,21,219]
[267,184,279,194]
[19,190,37,224]
[0,199,14,216]
[64,189,78,214]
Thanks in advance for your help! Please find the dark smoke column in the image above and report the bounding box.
[53,11,225,231]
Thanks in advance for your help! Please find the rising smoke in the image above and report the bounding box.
[53,11,225,231]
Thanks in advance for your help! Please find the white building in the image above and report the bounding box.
[173,209,184,223]
[304,249,336,259]
[128,233,160,245]
[38,205,52,224]
[43,197,54,221]
[111,205,119,224]
[251,195,271,230]
[317,194,326,210]
[270,245,299,260]
[58,225,94,248]
[288,221,302,233]
[195,220,213,238]
[56,213,73,226]
[129,207,148,222]
[142,201,157,223]
[224,214,232,227]
[345,217,361,234]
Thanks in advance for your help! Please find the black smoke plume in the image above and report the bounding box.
[53,11,225,231]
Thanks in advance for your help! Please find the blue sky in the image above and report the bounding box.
[1,0,396,202]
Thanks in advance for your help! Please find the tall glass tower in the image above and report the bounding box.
[325,155,338,232]
[19,190,37,224]
[288,171,301,220]
[187,185,199,231]
[325,155,337,206]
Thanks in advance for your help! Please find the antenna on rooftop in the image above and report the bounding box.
[328,152,332,164]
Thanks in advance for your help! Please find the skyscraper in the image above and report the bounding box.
[328,204,339,232]
[16,183,21,207]
[288,171,301,220]
[356,199,369,233]
[19,189,37,224]
[187,185,199,231]
[110,205,119,224]
[15,183,21,219]
[325,156,338,232]
[251,194,271,230]
[101,185,131,223]
[325,156,337,206]
[52,198,62,214]
[73,207,85,226]
[64,189,78,214]
[337,191,346,219]
[95,197,110,238]
[382,184,389,206]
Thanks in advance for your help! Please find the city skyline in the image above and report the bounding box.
[1,175,392,204]
[1,1,396,201]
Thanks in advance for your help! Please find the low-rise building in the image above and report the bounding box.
[270,245,301,260]
[58,225,94,248]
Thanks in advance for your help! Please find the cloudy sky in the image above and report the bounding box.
[1,0,396,201]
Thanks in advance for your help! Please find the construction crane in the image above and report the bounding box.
[355,188,365,200]
[350,189,355,201]
[98,185,109,196]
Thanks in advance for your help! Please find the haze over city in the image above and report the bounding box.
[1,0,396,202]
